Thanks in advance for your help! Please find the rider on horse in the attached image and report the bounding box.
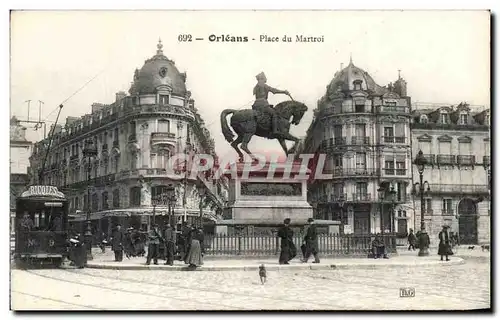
[252,72,290,136]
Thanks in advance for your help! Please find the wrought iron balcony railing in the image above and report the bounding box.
[442,209,454,216]
[422,154,435,165]
[483,156,490,166]
[427,184,489,194]
[350,136,370,145]
[352,193,372,201]
[457,155,475,165]
[376,105,410,114]
[436,155,456,165]
[334,137,347,145]
[383,136,407,143]
[383,168,407,176]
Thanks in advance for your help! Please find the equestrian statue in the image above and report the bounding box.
[220,72,308,161]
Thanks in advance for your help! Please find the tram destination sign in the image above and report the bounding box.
[21,185,65,199]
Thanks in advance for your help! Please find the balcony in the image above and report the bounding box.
[427,184,489,195]
[376,105,410,114]
[411,122,489,132]
[334,137,346,145]
[324,167,380,178]
[436,155,456,165]
[350,136,370,145]
[151,132,176,147]
[128,134,138,143]
[483,156,490,166]
[457,155,476,166]
[383,168,407,176]
[383,136,407,144]
[442,209,454,216]
[422,154,435,166]
[352,193,372,202]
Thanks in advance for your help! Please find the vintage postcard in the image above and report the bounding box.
[9,10,490,311]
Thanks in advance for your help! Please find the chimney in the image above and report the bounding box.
[91,103,104,113]
[116,91,127,102]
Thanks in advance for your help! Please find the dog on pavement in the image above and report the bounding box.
[481,244,490,252]
[468,246,475,250]
[259,264,267,285]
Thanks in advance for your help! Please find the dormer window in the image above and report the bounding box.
[159,94,169,105]
[420,115,428,123]
[353,80,362,91]
[440,112,450,124]
[459,113,469,125]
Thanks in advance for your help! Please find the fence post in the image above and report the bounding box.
[236,226,244,255]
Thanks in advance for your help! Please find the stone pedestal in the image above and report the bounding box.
[217,161,313,232]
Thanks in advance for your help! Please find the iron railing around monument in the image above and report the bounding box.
[204,233,397,257]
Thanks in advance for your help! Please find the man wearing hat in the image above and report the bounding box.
[146,224,163,265]
[111,224,125,262]
[438,225,453,261]
[163,223,176,266]
[302,218,320,263]
[277,218,297,264]
[253,72,291,136]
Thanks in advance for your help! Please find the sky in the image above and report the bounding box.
[9,10,490,158]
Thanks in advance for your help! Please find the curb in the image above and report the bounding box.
[86,257,465,271]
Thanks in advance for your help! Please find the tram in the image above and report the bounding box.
[14,185,69,267]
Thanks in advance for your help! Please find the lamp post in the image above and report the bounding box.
[82,139,98,260]
[413,150,430,257]
[198,187,206,229]
[389,185,397,234]
[165,184,176,228]
[377,186,385,234]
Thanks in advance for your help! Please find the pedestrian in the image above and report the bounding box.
[438,225,454,261]
[69,233,86,268]
[408,228,417,251]
[183,224,195,264]
[111,224,125,262]
[146,224,163,265]
[163,223,176,266]
[371,233,389,259]
[133,229,146,257]
[179,222,191,261]
[124,227,136,258]
[415,230,422,249]
[302,218,320,263]
[184,226,204,269]
[277,218,297,265]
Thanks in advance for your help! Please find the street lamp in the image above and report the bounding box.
[82,139,98,261]
[198,187,206,229]
[413,150,431,257]
[389,185,397,234]
[377,186,385,234]
[165,184,176,227]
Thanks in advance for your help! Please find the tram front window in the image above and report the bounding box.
[32,207,64,231]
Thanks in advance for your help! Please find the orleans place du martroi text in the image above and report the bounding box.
[206,34,324,43]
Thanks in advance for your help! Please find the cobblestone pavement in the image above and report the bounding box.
[10,253,489,311]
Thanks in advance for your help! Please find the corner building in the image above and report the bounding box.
[411,103,490,245]
[29,41,227,234]
[301,60,413,236]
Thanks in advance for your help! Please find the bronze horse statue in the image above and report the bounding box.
[220,100,308,161]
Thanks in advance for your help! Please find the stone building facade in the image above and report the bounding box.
[411,103,490,245]
[300,60,413,236]
[28,41,227,234]
[10,116,33,234]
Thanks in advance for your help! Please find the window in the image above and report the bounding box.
[333,125,342,138]
[459,113,469,125]
[129,187,141,207]
[159,94,169,105]
[440,112,450,124]
[442,198,453,215]
[150,153,157,168]
[83,194,89,211]
[385,159,395,175]
[103,159,108,175]
[129,121,136,134]
[423,198,432,214]
[158,119,170,133]
[114,156,120,173]
[355,153,366,170]
[384,127,394,143]
[131,97,138,105]
[354,100,365,112]
[397,210,407,218]
[91,193,99,212]
[396,159,406,175]
[356,182,367,195]
[114,128,119,142]
[394,123,405,143]
[353,80,362,91]
[332,183,344,198]
[112,189,120,208]
[130,153,137,170]
[152,185,169,203]
[102,192,109,210]
[333,154,342,168]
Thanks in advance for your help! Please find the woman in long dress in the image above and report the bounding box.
[184,227,204,268]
